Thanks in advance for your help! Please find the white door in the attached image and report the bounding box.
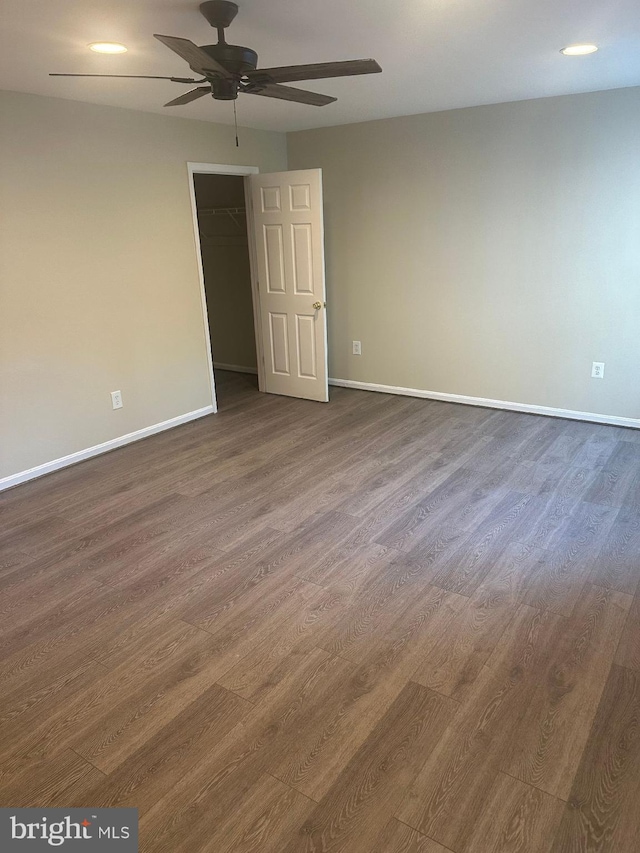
[249,169,328,402]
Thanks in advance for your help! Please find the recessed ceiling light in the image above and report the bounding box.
[560,44,598,56]
[88,42,128,54]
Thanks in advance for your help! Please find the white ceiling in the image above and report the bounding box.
[1,0,639,132]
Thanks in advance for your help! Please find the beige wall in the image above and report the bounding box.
[0,90,286,481]
[288,86,640,421]
[194,174,257,371]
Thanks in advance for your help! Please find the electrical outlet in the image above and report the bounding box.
[591,362,605,379]
[111,390,123,409]
[352,340,362,355]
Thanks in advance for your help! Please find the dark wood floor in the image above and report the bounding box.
[1,370,640,852]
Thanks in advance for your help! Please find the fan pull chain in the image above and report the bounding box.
[233,99,239,147]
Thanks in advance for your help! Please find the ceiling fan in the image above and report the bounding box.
[50,0,382,108]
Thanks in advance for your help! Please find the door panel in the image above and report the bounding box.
[264,225,285,292]
[260,186,282,212]
[295,314,317,379]
[292,224,314,294]
[250,169,328,402]
[269,313,290,375]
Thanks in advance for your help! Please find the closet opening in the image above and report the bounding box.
[192,172,258,408]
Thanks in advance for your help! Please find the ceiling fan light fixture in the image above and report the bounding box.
[560,44,598,56]
[88,42,128,54]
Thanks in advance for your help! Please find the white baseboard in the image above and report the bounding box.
[328,378,640,430]
[0,406,215,492]
[214,363,258,375]
[4,380,636,494]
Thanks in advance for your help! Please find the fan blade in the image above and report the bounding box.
[164,86,211,107]
[154,34,232,78]
[244,58,381,84]
[49,73,203,83]
[243,83,336,106]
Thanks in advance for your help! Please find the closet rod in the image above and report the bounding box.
[198,206,246,228]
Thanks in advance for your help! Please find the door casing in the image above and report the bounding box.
[188,162,327,407]
[187,161,264,414]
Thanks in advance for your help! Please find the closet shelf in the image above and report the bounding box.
[198,206,246,228]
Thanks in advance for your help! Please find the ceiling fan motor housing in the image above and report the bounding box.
[201,42,258,76]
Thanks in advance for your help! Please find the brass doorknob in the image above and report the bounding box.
[312,301,323,310]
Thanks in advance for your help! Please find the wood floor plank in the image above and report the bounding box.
[1,620,223,772]
[74,615,309,777]
[0,550,227,694]
[585,441,640,508]
[0,652,103,727]
[341,463,466,551]
[0,493,187,595]
[509,468,600,550]
[375,467,512,553]
[381,525,466,592]
[314,556,463,666]
[193,772,314,853]
[570,430,618,470]
[615,595,640,673]
[549,665,640,853]
[0,569,106,636]
[72,683,250,812]
[0,749,105,808]
[138,648,349,850]
[0,515,94,560]
[295,539,397,588]
[333,449,443,519]
[266,587,460,801]
[476,540,547,603]
[396,604,563,852]
[463,772,564,853]
[424,491,540,595]
[522,503,619,617]
[0,582,120,671]
[502,584,631,800]
[280,681,456,853]
[411,560,527,701]
[369,819,450,853]
[180,513,360,634]
[0,549,219,668]
[588,506,640,596]
[215,584,339,702]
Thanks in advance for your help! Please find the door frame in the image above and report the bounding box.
[187,161,264,413]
